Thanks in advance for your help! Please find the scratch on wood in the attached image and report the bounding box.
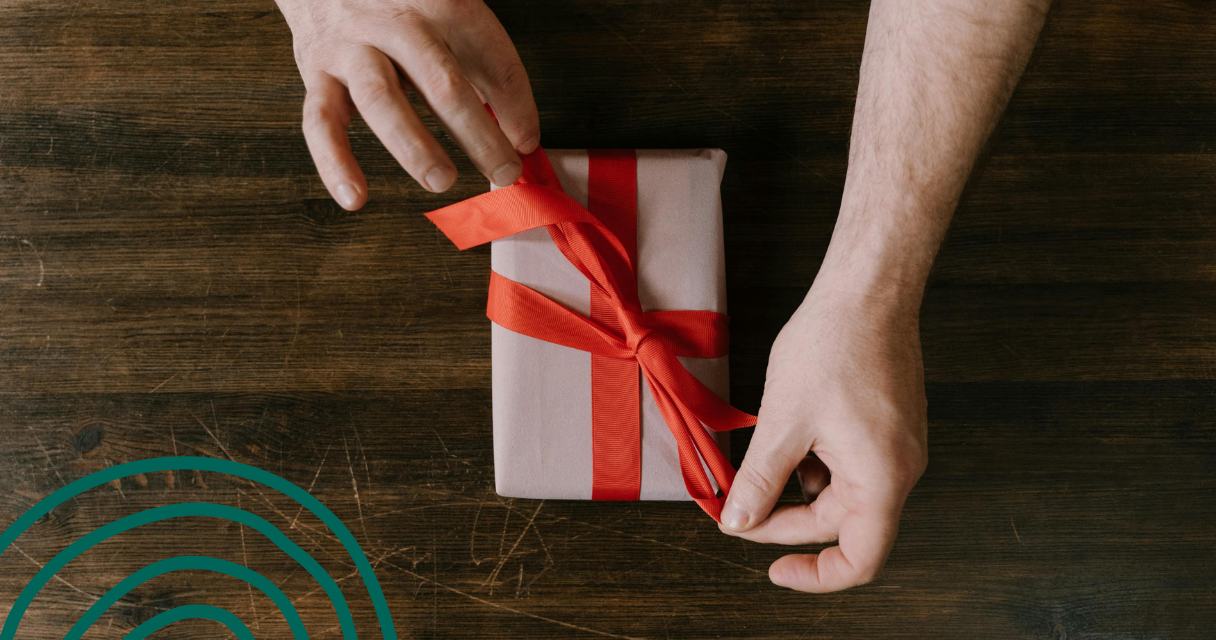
[2,236,45,287]
[238,494,260,629]
[796,597,843,638]
[289,444,331,530]
[470,504,485,566]
[188,409,236,463]
[209,400,222,446]
[431,428,454,470]
[497,506,511,559]
[343,436,368,542]
[485,501,544,593]
[237,488,344,558]
[13,543,99,598]
[251,547,413,629]
[103,459,128,502]
[148,371,179,393]
[352,425,372,490]
[381,557,646,640]
[574,520,765,576]
[23,423,70,493]
[532,520,554,566]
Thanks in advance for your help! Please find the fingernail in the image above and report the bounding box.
[334,183,359,210]
[424,166,456,192]
[720,502,749,531]
[491,162,522,187]
[518,136,540,154]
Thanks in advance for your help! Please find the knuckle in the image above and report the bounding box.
[406,36,469,109]
[419,64,468,109]
[430,0,478,21]
[349,75,397,110]
[808,503,831,538]
[391,134,433,166]
[387,5,426,26]
[289,17,339,69]
[517,121,541,147]
[302,93,337,129]
[290,30,317,68]
[735,465,778,499]
[491,60,529,92]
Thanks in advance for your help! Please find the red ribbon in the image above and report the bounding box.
[426,148,757,521]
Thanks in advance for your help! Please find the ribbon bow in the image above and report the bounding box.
[426,148,757,522]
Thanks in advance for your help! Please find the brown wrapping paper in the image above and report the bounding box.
[490,149,731,500]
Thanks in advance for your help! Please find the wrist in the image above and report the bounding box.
[812,238,929,323]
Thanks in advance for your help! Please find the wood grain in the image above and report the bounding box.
[2,0,1215,638]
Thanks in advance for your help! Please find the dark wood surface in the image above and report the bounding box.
[2,0,1215,638]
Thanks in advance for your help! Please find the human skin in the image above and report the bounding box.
[274,0,1052,592]
[717,0,1054,593]
[274,0,541,209]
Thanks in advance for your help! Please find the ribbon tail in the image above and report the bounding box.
[427,184,608,250]
[642,370,738,522]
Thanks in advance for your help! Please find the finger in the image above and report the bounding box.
[720,483,846,545]
[444,6,540,153]
[301,72,368,210]
[767,502,900,592]
[796,454,831,501]
[719,414,809,532]
[343,47,458,193]
[379,15,522,186]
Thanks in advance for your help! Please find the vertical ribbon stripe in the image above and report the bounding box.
[588,150,641,501]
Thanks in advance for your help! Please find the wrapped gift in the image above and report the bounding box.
[427,148,756,521]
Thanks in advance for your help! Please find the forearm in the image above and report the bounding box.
[819,0,1051,311]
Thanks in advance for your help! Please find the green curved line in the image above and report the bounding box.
[122,604,254,640]
[2,503,353,640]
[65,556,308,640]
[0,456,396,639]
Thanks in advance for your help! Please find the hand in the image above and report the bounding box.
[719,273,928,592]
[276,0,539,209]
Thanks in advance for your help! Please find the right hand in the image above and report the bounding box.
[276,0,540,209]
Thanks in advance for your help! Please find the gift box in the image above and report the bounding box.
[427,148,755,520]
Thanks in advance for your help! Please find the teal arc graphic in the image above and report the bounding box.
[122,604,254,640]
[65,556,308,640]
[5,503,350,638]
[0,456,398,639]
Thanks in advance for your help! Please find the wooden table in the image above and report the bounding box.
[2,1,1214,637]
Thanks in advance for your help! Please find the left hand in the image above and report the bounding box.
[276,0,539,209]
[718,272,928,592]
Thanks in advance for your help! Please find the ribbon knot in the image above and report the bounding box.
[425,147,757,522]
[617,305,654,357]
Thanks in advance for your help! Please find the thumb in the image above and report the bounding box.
[720,419,808,533]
